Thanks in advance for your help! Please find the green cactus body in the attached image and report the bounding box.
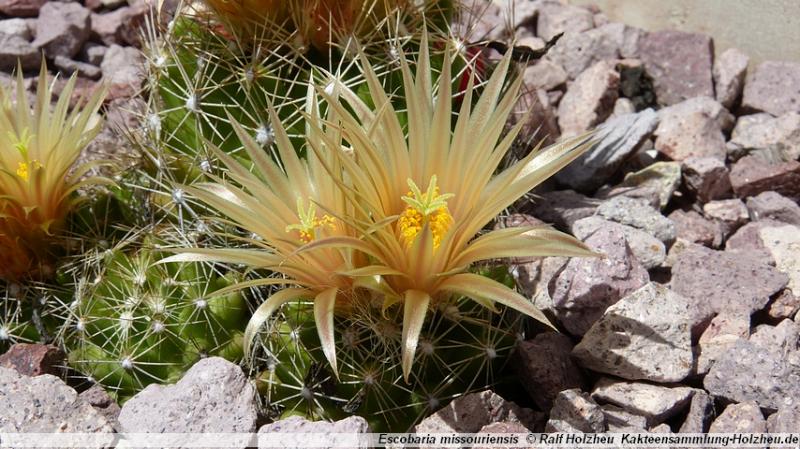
[56,231,249,401]
[253,265,523,432]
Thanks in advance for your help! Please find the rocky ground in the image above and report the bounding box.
[1,0,800,446]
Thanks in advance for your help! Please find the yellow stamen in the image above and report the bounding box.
[285,197,336,243]
[398,176,454,249]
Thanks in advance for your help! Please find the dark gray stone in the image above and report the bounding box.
[596,196,676,244]
[678,391,715,433]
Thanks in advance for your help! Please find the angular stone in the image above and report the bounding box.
[536,2,594,41]
[767,290,800,321]
[118,358,257,440]
[91,3,147,47]
[0,0,46,16]
[0,18,39,70]
[0,367,115,434]
[523,59,567,91]
[704,340,800,411]
[101,44,143,100]
[703,199,749,238]
[0,343,64,377]
[528,189,600,230]
[709,402,766,434]
[728,112,800,163]
[596,161,681,211]
[767,404,800,433]
[596,196,676,244]
[517,333,584,410]
[34,2,91,59]
[79,385,121,427]
[415,390,535,433]
[556,108,658,191]
[724,220,784,258]
[571,217,665,269]
[257,416,369,449]
[654,97,732,161]
[681,156,732,203]
[742,61,800,116]
[670,244,788,334]
[730,156,800,201]
[759,225,800,294]
[668,209,722,248]
[551,226,650,335]
[590,378,694,426]
[612,97,636,117]
[713,48,749,109]
[514,256,568,306]
[695,312,750,375]
[546,23,629,78]
[545,389,606,433]
[746,191,800,225]
[678,391,715,433]
[573,283,693,382]
[637,30,714,106]
[82,43,108,66]
[557,60,620,137]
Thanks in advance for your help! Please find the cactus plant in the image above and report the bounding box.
[52,228,249,401]
[0,62,108,282]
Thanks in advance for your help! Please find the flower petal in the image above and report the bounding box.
[401,289,431,383]
[314,287,339,377]
[243,287,314,362]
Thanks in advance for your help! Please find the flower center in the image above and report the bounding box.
[398,175,454,249]
[285,197,336,243]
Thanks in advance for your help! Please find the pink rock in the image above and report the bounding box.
[0,343,65,377]
[557,60,619,137]
[730,155,800,201]
[668,209,722,248]
[713,47,749,109]
[681,156,732,203]
[638,30,714,106]
[0,0,46,17]
[742,61,800,116]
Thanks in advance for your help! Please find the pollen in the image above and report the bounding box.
[398,176,454,249]
[15,160,41,181]
[286,197,336,243]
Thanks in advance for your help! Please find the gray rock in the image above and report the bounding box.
[0,0,46,17]
[694,312,750,375]
[742,61,800,116]
[33,2,91,59]
[596,196,676,244]
[517,333,584,410]
[557,60,620,137]
[475,422,531,449]
[724,219,784,259]
[82,43,108,66]
[767,290,800,321]
[101,44,143,100]
[590,378,694,426]
[759,225,800,294]
[713,48,749,109]
[118,357,257,447]
[654,97,733,161]
[670,244,787,335]
[546,22,628,79]
[514,256,568,307]
[668,209,722,248]
[523,59,567,91]
[730,156,800,202]
[602,405,647,432]
[415,390,536,433]
[573,283,693,382]
[54,55,102,80]
[258,416,368,449]
[596,161,681,210]
[556,108,658,192]
[536,2,594,41]
[678,391,715,433]
[703,199,749,238]
[681,156,732,203]
[91,3,147,47]
[551,226,650,335]
[728,112,800,163]
[709,402,766,436]
[545,389,606,433]
[704,339,800,411]
[746,191,800,225]
[767,404,800,433]
[0,18,39,70]
[571,217,665,269]
[529,189,600,230]
[637,30,714,106]
[0,367,115,435]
